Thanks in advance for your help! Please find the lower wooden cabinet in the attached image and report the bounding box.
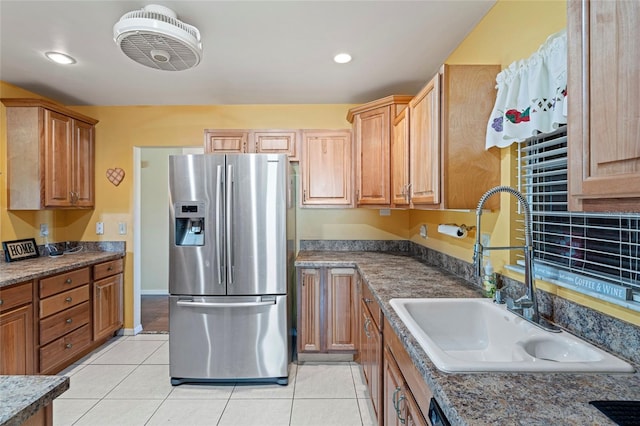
[360,298,382,421]
[383,346,427,426]
[93,258,124,342]
[297,267,357,354]
[0,256,124,376]
[0,281,35,374]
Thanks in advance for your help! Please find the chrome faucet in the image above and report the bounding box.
[474,186,560,332]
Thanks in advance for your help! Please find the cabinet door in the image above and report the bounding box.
[44,109,73,207]
[409,74,440,206]
[384,346,405,426]
[0,304,34,374]
[355,106,391,206]
[301,130,352,206]
[252,130,299,160]
[298,268,321,352]
[568,0,640,211]
[326,268,356,351]
[392,108,411,207]
[93,274,123,341]
[72,120,95,207]
[204,130,249,153]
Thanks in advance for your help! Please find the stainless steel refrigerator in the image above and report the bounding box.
[168,153,295,386]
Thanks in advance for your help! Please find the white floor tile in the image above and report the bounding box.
[72,336,126,365]
[57,362,87,377]
[127,333,169,341]
[230,363,296,399]
[105,364,173,399]
[90,340,164,364]
[168,383,234,400]
[72,399,162,426]
[290,399,362,426]
[218,399,292,426]
[350,363,369,399]
[295,363,356,399]
[58,364,137,399]
[143,342,169,365]
[145,399,227,425]
[53,398,99,426]
[358,398,377,426]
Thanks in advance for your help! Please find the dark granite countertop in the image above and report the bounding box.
[0,375,69,426]
[296,251,640,426]
[1,250,124,288]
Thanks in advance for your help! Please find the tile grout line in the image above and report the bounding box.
[288,361,299,426]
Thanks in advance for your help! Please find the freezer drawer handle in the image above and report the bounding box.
[176,300,276,308]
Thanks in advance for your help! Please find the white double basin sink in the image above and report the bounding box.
[390,298,634,373]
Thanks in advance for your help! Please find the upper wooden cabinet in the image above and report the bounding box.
[204,130,249,153]
[409,65,501,210]
[300,130,353,207]
[392,108,411,207]
[347,95,413,207]
[2,98,98,210]
[203,129,300,160]
[568,0,640,212]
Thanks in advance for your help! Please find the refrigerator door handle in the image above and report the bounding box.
[215,164,224,285]
[226,163,234,285]
[176,300,276,308]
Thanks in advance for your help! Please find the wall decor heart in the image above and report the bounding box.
[106,168,125,186]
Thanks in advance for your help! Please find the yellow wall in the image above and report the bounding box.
[3,0,636,327]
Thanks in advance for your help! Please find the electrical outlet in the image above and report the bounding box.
[118,222,127,235]
[96,222,104,235]
[39,223,49,237]
[481,233,491,247]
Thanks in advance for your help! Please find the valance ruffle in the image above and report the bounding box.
[486,29,567,149]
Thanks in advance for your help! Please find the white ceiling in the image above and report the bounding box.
[0,0,496,106]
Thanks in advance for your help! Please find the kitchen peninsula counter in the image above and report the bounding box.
[0,375,69,426]
[1,250,123,288]
[295,250,640,425]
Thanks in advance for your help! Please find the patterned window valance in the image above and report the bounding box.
[485,29,567,149]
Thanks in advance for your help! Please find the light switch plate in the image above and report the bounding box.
[96,222,104,235]
[118,222,127,235]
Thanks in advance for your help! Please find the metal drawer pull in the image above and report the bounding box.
[65,297,73,303]
[107,266,113,271]
[0,299,3,306]
[364,298,372,304]
[66,318,73,324]
[65,343,73,349]
[65,278,72,284]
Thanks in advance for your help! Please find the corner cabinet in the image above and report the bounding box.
[1,98,98,210]
[297,267,357,354]
[347,96,413,207]
[409,65,501,210]
[567,0,640,212]
[300,130,353,207]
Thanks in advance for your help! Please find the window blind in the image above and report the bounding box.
[516,126,640,306]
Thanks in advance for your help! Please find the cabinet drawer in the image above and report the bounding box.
[39,323,91,373]
[39,268,89,298]
[39,301,90,345]
[362,283,382,330]
[93,258,123,281]
[40,285,89,318]
[0,281,33,313]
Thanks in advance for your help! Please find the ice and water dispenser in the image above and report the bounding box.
[174,202,205,246]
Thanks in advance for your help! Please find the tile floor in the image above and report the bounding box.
[55,334,376,426]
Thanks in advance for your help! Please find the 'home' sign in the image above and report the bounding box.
[2,238,39,262]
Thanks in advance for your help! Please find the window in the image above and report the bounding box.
[515,126,640,310]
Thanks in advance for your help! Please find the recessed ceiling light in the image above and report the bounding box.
[334,53,352,64]
[45,51,77,65]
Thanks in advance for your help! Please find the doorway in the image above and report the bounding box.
[133,146,203,334]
